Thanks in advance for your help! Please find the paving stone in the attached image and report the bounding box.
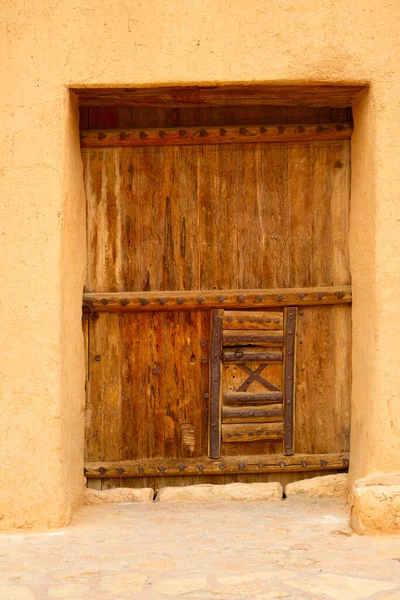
[0,499,399,599]
[285,473,348,498]
[153,577,207,596]
[286,573,399,599]
[84,486,154,504]
[99,572,147,593]
[156,482,283,502]
[0,587,35,600]
[47,583,90,597]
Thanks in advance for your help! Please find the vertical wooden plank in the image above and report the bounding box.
[236,144,260,288]
[258,144,290,288]
[294,305,351,454]
[120,313,143,460]
[209,309,223,458]
[117,107,133,128]
[176,146,200,290]
[79,106,89,129]
[103,107,118,128]
[140,311,164,458]
[119,148,141,291]
[288,144,312,286]
[283,307,297,455]
[83,148,103,291]
[140,146,166,290]
[330,140,351,285]
[85,313,122,461]
[198,145,217,290]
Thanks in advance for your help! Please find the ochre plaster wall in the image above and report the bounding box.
[1,0,399,529]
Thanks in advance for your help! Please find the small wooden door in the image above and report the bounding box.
[81,102,352,490]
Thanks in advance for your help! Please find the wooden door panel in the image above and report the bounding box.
[294,304,352,454]
[85,310,209,462]
[82,140,350,294]
[82,117,352,486]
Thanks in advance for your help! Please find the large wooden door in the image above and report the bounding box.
[81,103,352,490]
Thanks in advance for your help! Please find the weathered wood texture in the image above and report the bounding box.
[83,287,352,312]
[74,84,364,107]
[85,310,210,462]
[82,104,352,481]
[80,123,352,148]
[80,105,353,130]
[209,310,223,459]
[84,452,349,478]
[283,307,297,455]
[294,305,352,455]
[222,423,284,443]
[83,141,350,293]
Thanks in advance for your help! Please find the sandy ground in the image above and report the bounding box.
[0,498,399,599]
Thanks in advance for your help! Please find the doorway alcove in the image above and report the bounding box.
[74,85,363,491]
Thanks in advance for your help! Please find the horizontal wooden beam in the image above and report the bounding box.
[222,351,282,363]
[84,453,350,478]
[223,330,284,347]
[83,286,352,314]
[224,393,283,405]
[222,405,283,423]
[222,422,284,442]
[80,122,352,147]
[73,84,365,107]
[223,310,283,330]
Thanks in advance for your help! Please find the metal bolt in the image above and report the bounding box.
[94,355,101,362]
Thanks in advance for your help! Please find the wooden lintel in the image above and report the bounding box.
[82,286,352,314]
[84,453,350,478]
[73,84,365,107]
[80,122,352,147]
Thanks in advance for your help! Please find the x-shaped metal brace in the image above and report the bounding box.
[237,364,280,392]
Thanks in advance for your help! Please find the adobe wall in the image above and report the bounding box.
[1,0,399,530]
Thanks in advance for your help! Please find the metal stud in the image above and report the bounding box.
[101,298,109,305]
[320,459,328,467]
[178,464,186,472]
[98,466,107,475]
[218,295,226,302]
[237,294,246,302]
[158,298,168,305]
[138,466,144,473]
[120,298,130,306]
[301,460,308,468]
[140,131,149,139]
[140,298,149,305]
[177,297,185,304]
[159,130,167,138]
[197,297,206,304]
[158,466,166,473]
[218,463,226,470]
[197,464,204,472]
[238,462,246,470]
[117,466,125,475]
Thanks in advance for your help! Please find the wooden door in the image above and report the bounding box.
[81,104,352,490]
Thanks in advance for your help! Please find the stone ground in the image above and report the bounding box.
[0,498,399,599]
